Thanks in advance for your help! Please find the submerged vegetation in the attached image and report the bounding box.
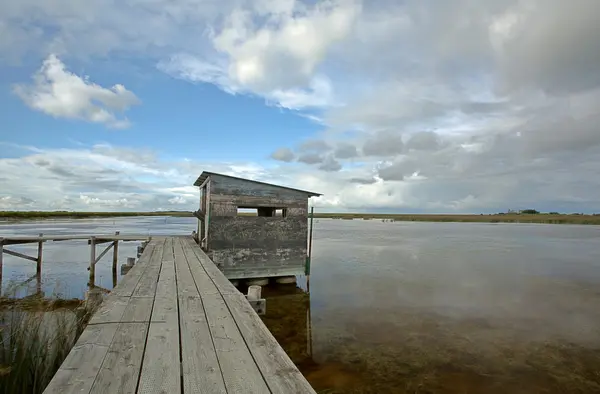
[0,296,95,394]
[262,288,600,394]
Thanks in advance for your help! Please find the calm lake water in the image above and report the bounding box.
[2,217,600,393]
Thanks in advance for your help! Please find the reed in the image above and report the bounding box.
[0,300,94,394]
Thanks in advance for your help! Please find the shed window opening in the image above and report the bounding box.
[236,207,288,217]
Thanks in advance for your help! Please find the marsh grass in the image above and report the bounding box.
[0,299,95,394]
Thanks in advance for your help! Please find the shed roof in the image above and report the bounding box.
[193,171,322,197]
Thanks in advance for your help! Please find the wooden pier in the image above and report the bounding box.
[42,236,315,394]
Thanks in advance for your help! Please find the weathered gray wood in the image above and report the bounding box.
[138,238,180,394]
[37,233,43,276]
[46,235,316,394]
[110,242,156,297]
[112,232,120,278]
[132,238,164,297]
[88,296,130,325]
[89,236,96,286]
[120,296,154,322]
[43,323,122,394]
[2,248,38,262]
[179,237,221,295]
[173,237,202,298]
[202,292,270,393]
[178,295,227,393]
[94,242,114,264]
[182,237,239,295]
[2,235,151,245]
[224,293,317,394]
[44,343,113,394]
[89,322,149,394]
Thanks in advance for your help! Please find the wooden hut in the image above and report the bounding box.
[193,171,321,280]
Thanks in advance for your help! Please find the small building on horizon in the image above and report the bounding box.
[192,171,321,280]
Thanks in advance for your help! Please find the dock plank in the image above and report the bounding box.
[224,294,317,394]
[110,242,156,297]
[89,323,149,394]
[202,292,270,394]
[178,237,220,295]
[181,237,239,295]
[173,237,203,298]
[178,295,227,394]
[132,238,164,297]
[138,237,181,394]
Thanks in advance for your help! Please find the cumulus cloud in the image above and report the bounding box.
[270,147,295,162]
[318,156,342,172]
[297,153,323,165]
[13,54,140,128]
[3,0,600,212]
[362,131,404,157]
[334,142,359,159]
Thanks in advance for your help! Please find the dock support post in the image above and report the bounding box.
[89,236,96,287]
[246,285,266,315]
[306,206,314,292]
[112,231,119,287]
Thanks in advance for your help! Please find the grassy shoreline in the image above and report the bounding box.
[2,211,600,225]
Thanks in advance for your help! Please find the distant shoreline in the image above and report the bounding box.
[2,211,600,225]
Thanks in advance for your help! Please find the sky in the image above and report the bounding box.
[1,0,599,213]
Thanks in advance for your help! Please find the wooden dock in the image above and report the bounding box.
[43,236,315,394]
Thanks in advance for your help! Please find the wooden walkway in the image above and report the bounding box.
[43,236,315,394]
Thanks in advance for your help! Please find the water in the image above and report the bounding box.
[0,216,193,297]
[2,217,600,393]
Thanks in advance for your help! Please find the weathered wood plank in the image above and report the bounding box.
[155,237,175,299]
[181,237,239,295]
[224,294,317,394]
[43,342,113,394]
[88,296,130,325]
[173,237,203,298]
[110,242,156,297]
[138,240,180,394]
[42,323,121,394]
[132,238,164,297]
[3,247,38,262]
[179,237,221,295]
[89,322,149,394]
[121,297,154,322]
[202,292,270,393]
[178,295,227,393]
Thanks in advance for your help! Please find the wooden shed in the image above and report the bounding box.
[193,171,321,280]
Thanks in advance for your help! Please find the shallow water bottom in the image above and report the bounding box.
[261,285,600,394]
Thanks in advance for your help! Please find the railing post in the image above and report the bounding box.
[112,231,119,286]
[37,233,43,294]
[37,233,43,277]
[89,236,96,287]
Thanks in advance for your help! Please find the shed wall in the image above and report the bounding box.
[205,174,310,279]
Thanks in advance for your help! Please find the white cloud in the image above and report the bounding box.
[13,54,140,128]
[3,1,600,212]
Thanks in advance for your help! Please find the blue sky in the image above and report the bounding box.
[1,0,600,213]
